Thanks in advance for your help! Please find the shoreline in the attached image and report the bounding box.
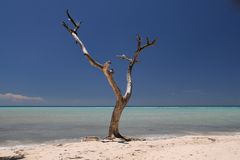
[1,134,240,160]
[1,131,239,148]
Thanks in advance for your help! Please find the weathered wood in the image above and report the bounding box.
[123,34,157,103]
[82,136,100,141]
[63,10,156,141]
[0,154,24,160]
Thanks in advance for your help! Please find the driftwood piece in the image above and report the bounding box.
[82,136,100,142]
[0,154,24,160]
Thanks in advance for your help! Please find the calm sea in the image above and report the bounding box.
[0,106,240,146]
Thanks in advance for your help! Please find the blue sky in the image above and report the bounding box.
[0,0,240,105]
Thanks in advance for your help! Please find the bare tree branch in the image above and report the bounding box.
[102,61,123,100]
[137,34,141,50]
[133,34,157,65]
[62,21,72,33]
[116,54,133,62]
[123,34,157,102]
[62,11,103,70]
[66,9,81,33]
[63,10,123,100]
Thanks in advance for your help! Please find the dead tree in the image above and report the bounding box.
[62,10,157,141]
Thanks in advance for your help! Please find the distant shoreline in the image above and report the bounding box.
[1,105,240,107]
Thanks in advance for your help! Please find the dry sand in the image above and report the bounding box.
[0,135,240,160]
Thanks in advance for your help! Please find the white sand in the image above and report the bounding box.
[1,135,240,160]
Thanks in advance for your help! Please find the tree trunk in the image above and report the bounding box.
[108,101,126,139]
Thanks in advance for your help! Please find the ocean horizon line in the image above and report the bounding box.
[0,105,240,108]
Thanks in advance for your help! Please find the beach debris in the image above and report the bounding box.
[207,137,216,142]
[101,137,145,143]
[117,140,129,144]
[68,156,84,159]
[148,145,155,148]
[0,154,24,160]
[82,136,100,142]
[192,137,217,144]
[129,137,146,141]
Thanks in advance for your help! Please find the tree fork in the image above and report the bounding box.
[62,10,157,141]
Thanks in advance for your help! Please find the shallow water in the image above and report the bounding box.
[0,106,240,146]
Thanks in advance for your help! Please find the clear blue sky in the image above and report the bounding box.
[0,0,240,106]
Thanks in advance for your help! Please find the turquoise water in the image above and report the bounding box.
[0,106,240,146]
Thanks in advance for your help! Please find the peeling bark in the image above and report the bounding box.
[63,10,156,141]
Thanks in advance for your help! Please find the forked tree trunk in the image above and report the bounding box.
[62,10,156,140]
[107,65,132,140]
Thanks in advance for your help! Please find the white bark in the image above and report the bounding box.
[72,33,89,55]
[123,68,132,102]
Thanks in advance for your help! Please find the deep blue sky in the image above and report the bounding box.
[0,0,240,105]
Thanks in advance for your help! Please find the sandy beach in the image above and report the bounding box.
[1,135,240,160]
